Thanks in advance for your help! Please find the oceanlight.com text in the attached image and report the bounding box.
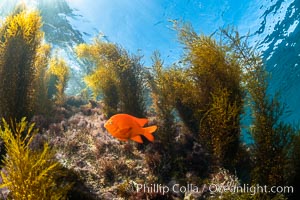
[209,183,294,196]
[136,183,294,196]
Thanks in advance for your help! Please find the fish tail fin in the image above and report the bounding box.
[142,125,157,142]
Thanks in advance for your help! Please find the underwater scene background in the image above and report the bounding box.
[1,0,299,124]
[0,0,299,199]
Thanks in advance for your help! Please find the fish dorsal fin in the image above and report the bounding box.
[134,118,148,127]
[130,135,143,143]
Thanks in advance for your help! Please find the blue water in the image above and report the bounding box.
[258,0,300,124]
[0,0,299,124]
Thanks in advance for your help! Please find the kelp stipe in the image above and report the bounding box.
[0,117,72,200]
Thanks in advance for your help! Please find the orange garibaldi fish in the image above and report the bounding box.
[104,113,157,143]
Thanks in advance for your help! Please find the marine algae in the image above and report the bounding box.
[33,44,53,115]
[0,117,72,200]
[48,56,70,105]
[76,39,146,118]
[153,23,244,170]
[0,9,43,121]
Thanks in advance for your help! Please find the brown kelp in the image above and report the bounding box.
[221,28,296,198]
[33,44,53,116]
[76,39,146,118]
[149,23,244,170]
[0,9,43,121]
[0,117,72,200]
[47,55,70,106]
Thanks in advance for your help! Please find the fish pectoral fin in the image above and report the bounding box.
[118,127,132,135]
[130,135,143,143]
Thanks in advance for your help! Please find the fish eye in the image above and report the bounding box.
[108,120,113,125]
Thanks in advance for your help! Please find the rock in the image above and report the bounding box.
[100,192,116,200]
[100,123,106,131]
[77,119,87,127]
[81,107,92,116]
[64,169,100,200]
[61,120,68,131]
[29,133,47,151]
[184,191,203,200]
[31,115,49,129]
[48,123,62,135]
[65,96,87,107]
[89,100,98,108]
[0,169,10,199]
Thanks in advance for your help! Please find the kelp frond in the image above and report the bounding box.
[0,117,72,200]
